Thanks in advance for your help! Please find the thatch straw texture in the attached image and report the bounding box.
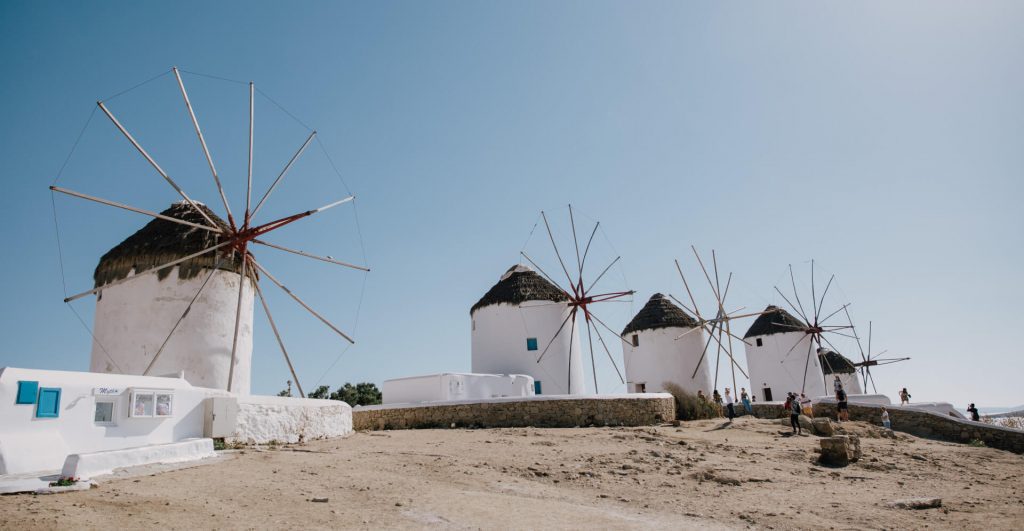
[93,202,248,288]
[742,305,808,339]
[470,265,568,314]
[818,349,857,374]
[621,293,697,336]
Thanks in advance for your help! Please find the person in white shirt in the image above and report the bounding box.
[724,388,736,420]
[881,407,891,429]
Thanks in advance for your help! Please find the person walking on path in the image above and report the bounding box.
[967,403,980,422]
[899,388,911,405]
[712,389,724,417]
[881,407,891,429]
[788,393,802,435]
[740,388,753,414]
[724,388,736,421]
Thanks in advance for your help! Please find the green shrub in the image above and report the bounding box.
[662,382,720,421]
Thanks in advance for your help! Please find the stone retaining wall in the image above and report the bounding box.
[814,402,1024,454]
[353,394,675,431]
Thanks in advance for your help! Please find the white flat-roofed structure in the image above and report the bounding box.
[621,293,711,396]
[382,373,535,405]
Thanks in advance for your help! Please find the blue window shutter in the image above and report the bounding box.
[36,388,61,418]
[16,381,39,404]
[534,381,542,395]
[526,338,538,351]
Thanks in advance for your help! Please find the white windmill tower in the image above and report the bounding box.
[471,264,584,395]
[51,67,369,397]
[620,293,710,395]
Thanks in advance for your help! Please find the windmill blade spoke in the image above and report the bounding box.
[711,250,724,303]
[675,259,703,320]
[253,239,369,272]
[566,309,577,392]
[815,274,835,323]
[867,369,878,394]
[690,325,715,379]
[584,319,599,393]
[579,222,600,276]
[667,293,699,319]
[144,258,224,375]
[723,318,747,381]
[872,357,911,365]
[244,81,254,228]
[50,186,222,233]
[673,325,703,341]
[773,286,809,326]
[842,306,868,363]
[691,245,721,301]
[788,264,810,324]
[712,323,723,390]
[584,256,621,296]
[589,319,625,384]
[587,310,633,348]
[250,258,355,344]
[251,130,317,219]
[253,277,305,398]
[97,101,221,230]
[172,67,235,228]
[568,205,583,278]
[823,329,859,340]
[520,251,571,296]
[65,240,233,303]
[811,260,818,324]
[800,338,815,395]
[781,334,806,361]
[247,196,355,237]
[819,303,852,326]
[535,308,575,364]
[226,257,249,392]
[540,210,577,292]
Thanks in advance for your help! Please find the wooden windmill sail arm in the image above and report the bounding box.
[818,303,852,326]
[172,67,236,230]
[50,186,222,233]
[690,322,717,379]
[787,265,811,323]
[578,222,600,278]
[588,316,625,384]
[535,308,576,364]
[251,130,317,219]
[667,293,699,320]
[584,317,599,393]
[144,258,225,376]
[64,239,234,303]
[585,256,621,296]
[244,82,254,229]
[252,238,369,272]
[252,277,305,398]
[675,259,703,321]
[541,210,577,295]
[226,255,249,392]
[587,310,633,348]
[96,101,221,231]
[520,251,572,298]
[250,258,355,344]
[773,286,811,327]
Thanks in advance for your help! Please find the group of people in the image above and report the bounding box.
[697,387,755,420]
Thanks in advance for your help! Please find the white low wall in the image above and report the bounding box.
[61,438,216,479]
[383,373,534,405]
[229,395,353,444]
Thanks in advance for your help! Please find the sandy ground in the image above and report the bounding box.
[2,417,1022,530]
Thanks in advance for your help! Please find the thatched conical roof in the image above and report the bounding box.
[621,293,697,336]
[94,202,246,289]
[470,264,568,314]
[743,305,807,339]
[818,349,857,375]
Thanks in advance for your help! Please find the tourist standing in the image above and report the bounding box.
[833,375,843,395]
[881,407,891,429]
[789,393,802,435]
[967,403,980,422]
[713,389,723,417]
[799,393,812,416]
[724,388,736,420]
[899,388,911,405]
[697,390,707,403]
[836,387,849,422]
[740,388,752,414]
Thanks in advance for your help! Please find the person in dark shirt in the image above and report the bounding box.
[836,388,849,422]
[967,403,980,422]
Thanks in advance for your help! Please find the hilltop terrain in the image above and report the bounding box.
[2,418,1021,529]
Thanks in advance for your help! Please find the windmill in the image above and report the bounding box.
[518,205,633,393]
[773,260,859,394]
[843,314,911,394]
[669,246,769,395]
[50,67,369,398]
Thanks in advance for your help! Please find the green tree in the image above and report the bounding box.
[308,385,330,399]
[329,382,382,406]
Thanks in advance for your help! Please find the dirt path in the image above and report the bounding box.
[2,418,1022,529]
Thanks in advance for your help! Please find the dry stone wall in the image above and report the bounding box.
[353,395,675,431]
[814,402,1024,454]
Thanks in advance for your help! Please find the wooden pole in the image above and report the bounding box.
[245,82,254,228]
[253,278,305,398]
[50,186,220,233]
[227,254,249,392]
[250,258,355,344]
[252,238,369,271]
[251,131,317,219]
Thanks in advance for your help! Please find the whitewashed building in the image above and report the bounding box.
[382,373,534,404]
[817,348,864,395]
[620,293,711,395]
[743,305,827,402]
[90,202,254,394]
[470,265,584,395]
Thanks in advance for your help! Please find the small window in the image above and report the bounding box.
[534,381,542,395]
[763,387,773,402]
[35,387,62,418]
[472,320,476,331]
[637,383,647,393]
[632,334,639,347]
[94,401,116,425]
[130,389,174,418]
[755,337,763,347]
[526,337,538,351]
[16,380,39,404]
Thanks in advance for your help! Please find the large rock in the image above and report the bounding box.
[811,417,835,437]
[887,497,942,510]
[819,435,862,466]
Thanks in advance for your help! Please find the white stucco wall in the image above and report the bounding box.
[383,373,535,404]
[622,326,712,396]
[471,302,585,395]
[0,367,228,475]
[229,395,353,444]
[744,331,828,402]
[90,265,254,394]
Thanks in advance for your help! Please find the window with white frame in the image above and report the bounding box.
[130,389,174,418]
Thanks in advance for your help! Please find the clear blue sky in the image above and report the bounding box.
[1,1,1021,407]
